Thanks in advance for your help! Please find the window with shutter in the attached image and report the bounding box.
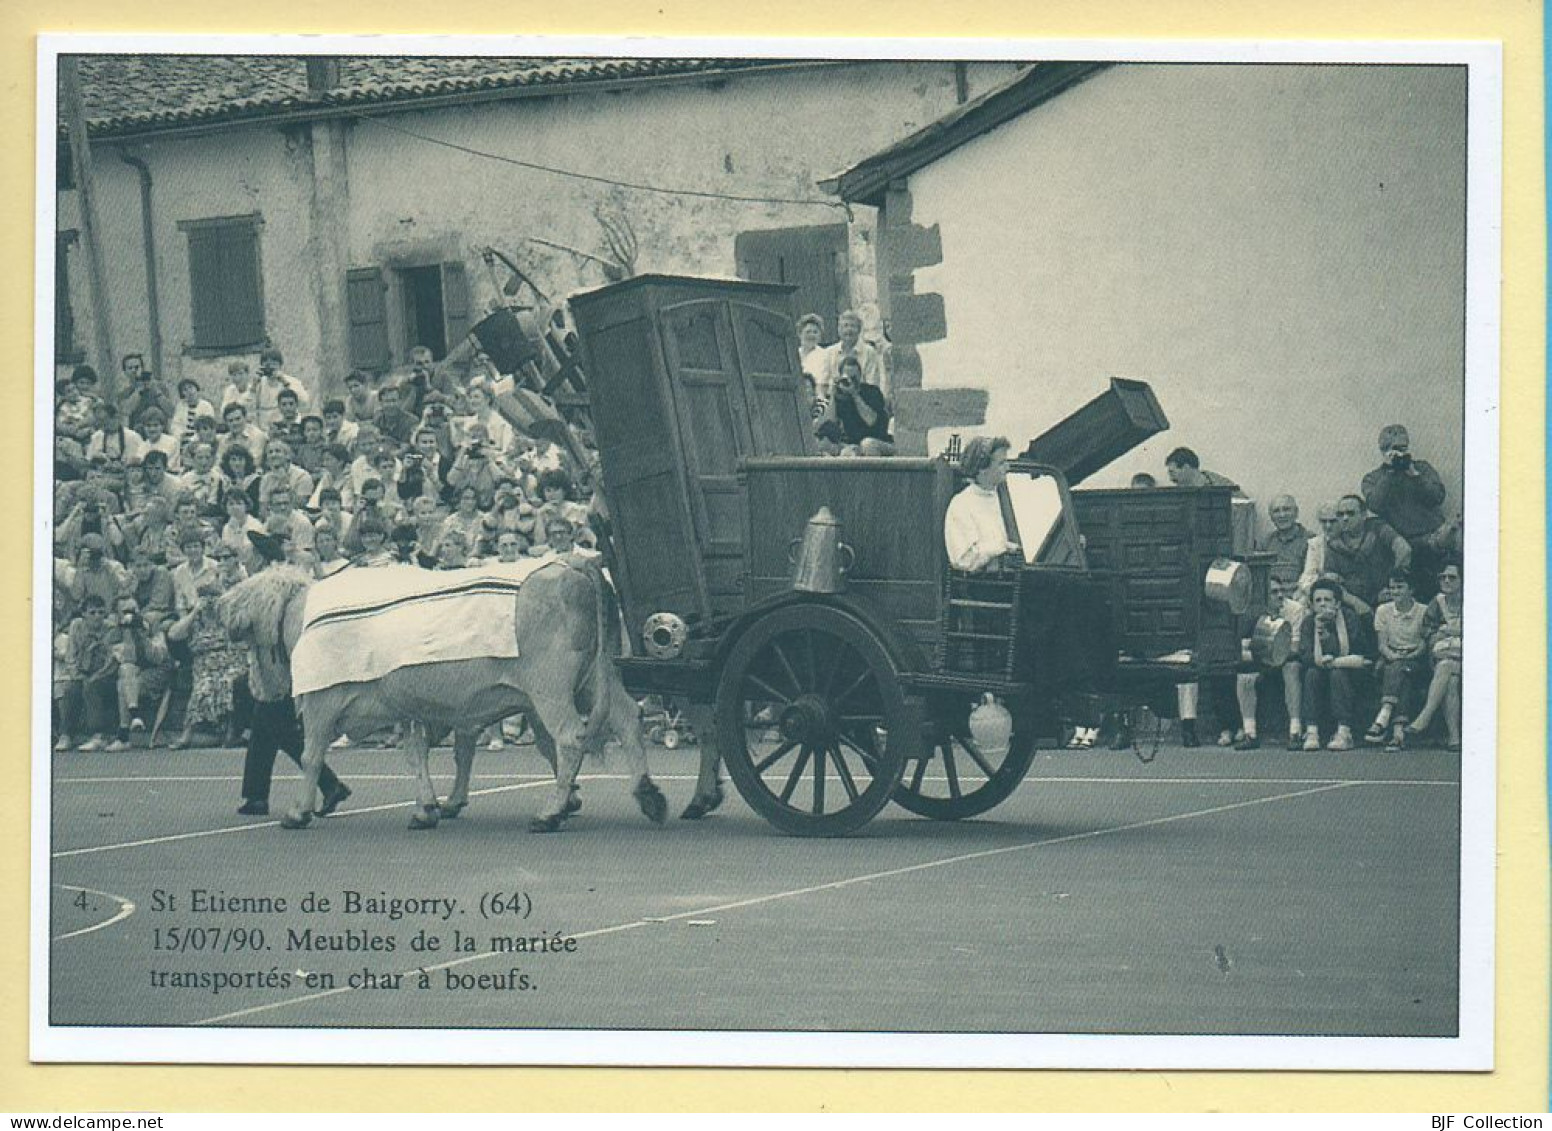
[734,224,850,339]
[179,214,266,353]
[346,267,391,371]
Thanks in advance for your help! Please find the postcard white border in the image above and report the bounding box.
[32,33,1502,1070]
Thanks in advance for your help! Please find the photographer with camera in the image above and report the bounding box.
[119,353,174,434]
[1360,424,1449,597]
[102,592,174,751]
[480,479,535,553]
[399,427,448,506]
[448,423,506,509]
[821,355,895,456]
[252,347,310,431]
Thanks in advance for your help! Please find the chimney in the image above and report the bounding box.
[305,57,341,94]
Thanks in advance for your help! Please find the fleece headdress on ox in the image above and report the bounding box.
[218,565,313,655]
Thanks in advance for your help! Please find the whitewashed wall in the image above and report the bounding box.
[59,60,1024,405]
[907,63,1467,523]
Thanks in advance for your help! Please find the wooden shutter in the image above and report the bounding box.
[219,223,266,348]
[441,261,470,356]
[734,224,849,337]
[186,228,224,349]
[346,267,390,370]
[183,216,265,350]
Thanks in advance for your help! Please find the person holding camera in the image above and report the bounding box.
[102,593,173,751]
[822,355,894,455]
[119,353,175,434]
[448,424,505,508]
[400,427,448,505]
[481,480,535,552]
[251,347,309,431]
[1359,425,1449,598]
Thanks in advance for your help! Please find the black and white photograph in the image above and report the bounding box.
[34,37,1499,1069]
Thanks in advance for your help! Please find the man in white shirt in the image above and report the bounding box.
[820,309,886,402]
[252,347,310,431]
[220,402,270,462]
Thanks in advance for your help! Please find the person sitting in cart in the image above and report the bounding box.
[944,435,1021,573]
[822,356,894,456]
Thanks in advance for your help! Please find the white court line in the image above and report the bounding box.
[53,883,136,941]
[55,772,1458,788]
[195,780,1357,1025]
[55,774,559,784]
[51,780,558,860]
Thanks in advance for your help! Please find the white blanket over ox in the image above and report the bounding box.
[290,560,554,697]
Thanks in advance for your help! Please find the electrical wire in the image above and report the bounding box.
[258,65,848,210]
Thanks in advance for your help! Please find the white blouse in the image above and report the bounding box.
[944,484,1013,572]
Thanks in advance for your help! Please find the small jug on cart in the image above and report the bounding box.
[789,506,855,594]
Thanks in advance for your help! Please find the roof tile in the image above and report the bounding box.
[69,55,776,135]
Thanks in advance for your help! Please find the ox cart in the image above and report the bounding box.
[568,275,1265,836]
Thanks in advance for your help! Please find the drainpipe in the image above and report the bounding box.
[118,150,163,379]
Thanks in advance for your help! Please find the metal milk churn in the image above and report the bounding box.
[968,693,1013,759]
[789,506,855,594]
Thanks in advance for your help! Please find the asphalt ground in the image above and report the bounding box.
[46,737,1460,1037]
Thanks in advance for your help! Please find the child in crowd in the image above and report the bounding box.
[220,359,255,416]
[342,369,377,423]
[138,409,181,470]
[170,378,215,449]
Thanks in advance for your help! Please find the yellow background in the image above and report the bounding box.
[2,0,1545,1112]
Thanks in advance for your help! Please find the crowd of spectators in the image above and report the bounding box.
[51,310,1468,760]
[1100,437,1463,753]
[52,343,603,754]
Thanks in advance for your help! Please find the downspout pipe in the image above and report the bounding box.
[118,150,162,379]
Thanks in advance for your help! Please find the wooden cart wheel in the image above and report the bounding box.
[891,711,1037,821]
[716,605,909,837]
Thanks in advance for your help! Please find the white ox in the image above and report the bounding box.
[219,561,668,832]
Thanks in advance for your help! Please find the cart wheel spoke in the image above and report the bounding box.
[955,732,997,778]
[836,730,883,774]
[769,639,804,699]
[744,672,793,707]
[832,667,875,711]
[778,745,813,804]
[830,742,861,802]
[812,743,826,813]
[891,710,1037,823]
[752,738,799,774]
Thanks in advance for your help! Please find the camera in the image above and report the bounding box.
[1390,450,1413,470]
[466,442,484,458]
[402,452,423,466]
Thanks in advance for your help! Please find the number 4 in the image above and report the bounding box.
[73,889,88,910]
